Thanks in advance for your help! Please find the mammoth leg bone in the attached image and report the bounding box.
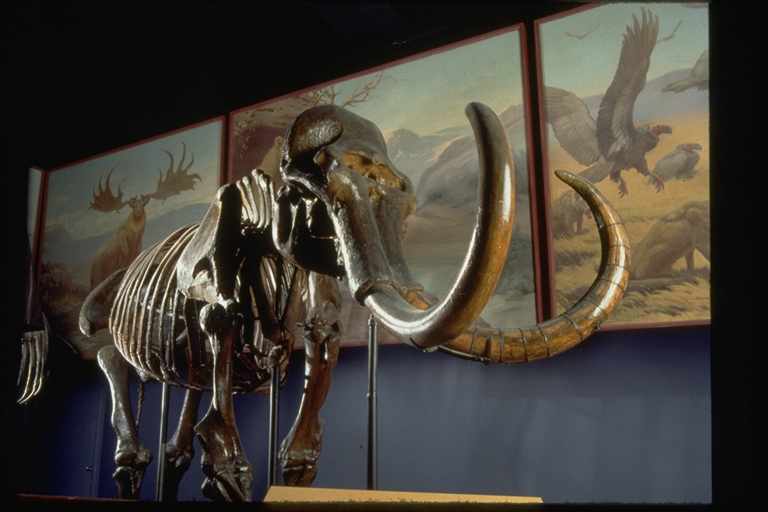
[194,302,252,501]
[279,272,341,486]
[96,345,152,499]
[163,387,203,501]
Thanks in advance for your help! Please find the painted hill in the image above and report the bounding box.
[43,202,208,268]
[385,101,528,204]
[142,202,208,247]
[386,128,457,186]
[415,124,529,213]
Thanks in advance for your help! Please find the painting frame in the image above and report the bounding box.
[27,167,48,278]
[228,23,545,347]
[37,115,228,359]
[534,2,711,331]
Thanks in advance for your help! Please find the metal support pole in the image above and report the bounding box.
[267,364,280,487]
[367,315,378,490]
[155,382,170,502]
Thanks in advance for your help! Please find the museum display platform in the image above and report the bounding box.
[264,485,542,504]
[17,489,542,504]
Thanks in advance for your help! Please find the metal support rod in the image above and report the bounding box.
[267,364,280,487]
[367,314,378,490]
[155,382,170,502]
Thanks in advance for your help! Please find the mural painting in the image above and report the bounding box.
[39,120,224,358]
[537,3,710,327]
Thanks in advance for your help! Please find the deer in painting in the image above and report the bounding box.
[89,143,201,290]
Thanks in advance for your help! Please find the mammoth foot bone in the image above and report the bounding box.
[113,445,151,499]
[200,454,252,502]
[195,410,253,501]
[162,442,195,501]
[279,422,323,486]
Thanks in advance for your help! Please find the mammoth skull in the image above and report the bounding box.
[272,103,515,349]
[271,103,629,358]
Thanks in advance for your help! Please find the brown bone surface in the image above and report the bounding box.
[19,233,49,404]
[77,103,629,500]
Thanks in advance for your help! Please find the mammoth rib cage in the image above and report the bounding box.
[110,224,199,381]
[106,222,285,383]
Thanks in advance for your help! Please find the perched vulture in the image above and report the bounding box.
[544,8,673,197]
[651,143,702,182]
[662,50,708,93]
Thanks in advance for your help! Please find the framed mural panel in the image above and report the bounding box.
[38,118,226,359]
[27,167,46,256]
[230,24,541,346]
[536,2,710,329]
[26,167,47,326]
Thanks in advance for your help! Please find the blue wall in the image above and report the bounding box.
[18,326,711,503]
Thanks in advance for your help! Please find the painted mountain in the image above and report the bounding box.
[43,203,209,269]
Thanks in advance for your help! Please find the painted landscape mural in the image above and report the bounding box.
[231,27,537,345]
[537,3,710,327]
[39,120,223,358]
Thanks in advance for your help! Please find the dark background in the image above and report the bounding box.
[4,0,753,506]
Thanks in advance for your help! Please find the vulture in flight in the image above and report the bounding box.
[662,49,709,93]
[565,25,599,40]
[545,8,672,197]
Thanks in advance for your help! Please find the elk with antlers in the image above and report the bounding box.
[89,143,201,290]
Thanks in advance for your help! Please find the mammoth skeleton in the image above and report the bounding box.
[78,103,630,501]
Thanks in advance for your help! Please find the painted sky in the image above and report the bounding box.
[326,29,524,136]
[539,3,708,98]
[45,120,222,240]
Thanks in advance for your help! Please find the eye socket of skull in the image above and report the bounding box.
[311,149,334,172]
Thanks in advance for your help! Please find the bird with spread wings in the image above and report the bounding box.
[662,49,708,93]
[545,8,672,197]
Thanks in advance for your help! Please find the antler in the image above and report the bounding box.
[150,142,202,201]
[90,167,127,212]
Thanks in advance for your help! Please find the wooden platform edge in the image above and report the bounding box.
[264,486,543,504]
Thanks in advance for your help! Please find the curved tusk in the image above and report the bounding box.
[437,170,631,362]
[364,102,515,348]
